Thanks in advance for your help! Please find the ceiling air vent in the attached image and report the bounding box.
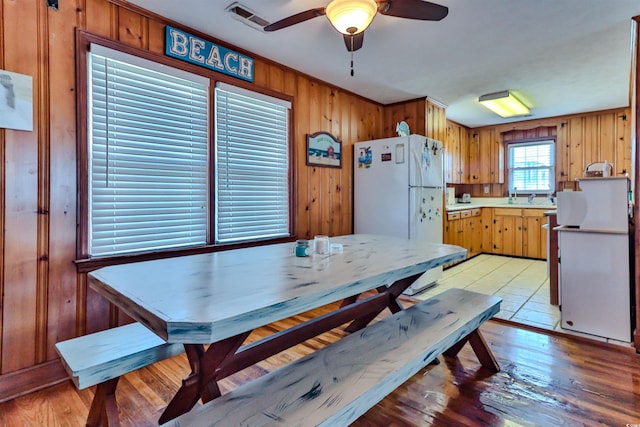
[226,2,270,31]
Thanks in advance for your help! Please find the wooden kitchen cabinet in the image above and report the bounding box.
[444,121,469,184]
[522,210,547,259]
[491,208,547,259]
[444,208,483,262]
[468,128,504,184]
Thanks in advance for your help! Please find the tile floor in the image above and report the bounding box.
[413,254,632,347]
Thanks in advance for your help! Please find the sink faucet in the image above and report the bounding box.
[528,193,536,204]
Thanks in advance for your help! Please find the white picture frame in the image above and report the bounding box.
[0,70,33,132]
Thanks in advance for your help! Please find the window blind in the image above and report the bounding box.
[215,84,290,243]
[508,140,555,193]
[88,47,209,256]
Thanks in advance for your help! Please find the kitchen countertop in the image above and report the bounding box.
[446,197,556,212]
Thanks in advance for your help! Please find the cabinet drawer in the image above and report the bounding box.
[493,208,522,216]
[447,212,460,221]
[522,209,546,218]
[471,208,481,217]
[461,210,472,218]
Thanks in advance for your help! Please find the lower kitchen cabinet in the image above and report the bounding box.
[445,207,548,261]
[492,208,547,259]
[444,208,483,260]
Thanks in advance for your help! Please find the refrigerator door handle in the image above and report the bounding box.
[411,149,424,187]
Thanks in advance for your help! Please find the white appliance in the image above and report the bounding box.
[557,177,632,341]
[354,135,444,295]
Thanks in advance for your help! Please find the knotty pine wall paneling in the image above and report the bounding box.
[2,0,41,375]
[457,108,631,197]
[46,0,84,362]
[0,0,389,400]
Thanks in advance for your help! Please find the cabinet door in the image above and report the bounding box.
[444,123,457,183]
[481,208,492,253]
[522,209,547,259]
[472,127,504,184]
[501,215,524,257]
[459,127,470,183]
[478,128,493,183]
[492,215,503,254]
[469,217,483,257]
[468,132,480,183]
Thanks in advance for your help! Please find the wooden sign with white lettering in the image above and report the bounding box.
[165,26,254,82]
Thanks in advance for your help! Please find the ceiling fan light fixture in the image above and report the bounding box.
[479,90,530,118]
[326,0,377,35]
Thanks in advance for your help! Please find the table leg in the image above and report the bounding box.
[345,273,421,332]
[158,332,250,424]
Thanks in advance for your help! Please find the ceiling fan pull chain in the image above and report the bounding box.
[350,35,355,77]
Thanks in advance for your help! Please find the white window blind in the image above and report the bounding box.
[508,140,555,193]
[215,83,290,243]
[88,46,209,256]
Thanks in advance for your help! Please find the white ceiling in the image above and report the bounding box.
[126,0,640,128]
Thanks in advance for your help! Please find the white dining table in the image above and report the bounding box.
[88,234,466,422]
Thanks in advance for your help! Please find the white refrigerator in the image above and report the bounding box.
[354,135,444,295]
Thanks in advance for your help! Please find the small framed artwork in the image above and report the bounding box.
[0,70,33,132]
[306,131,342,168]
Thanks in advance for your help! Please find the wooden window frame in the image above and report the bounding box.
[504,135,557,196]
[74,30,295,273]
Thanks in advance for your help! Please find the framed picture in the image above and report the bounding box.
[0,70,33,132]
[306,131,342,168]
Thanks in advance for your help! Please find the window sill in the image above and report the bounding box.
[74,236,295,274]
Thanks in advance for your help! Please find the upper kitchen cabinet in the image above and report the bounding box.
[425,98,447,142]
[565,109,631,181]
[444,120,469,183]
[469,127,504,184]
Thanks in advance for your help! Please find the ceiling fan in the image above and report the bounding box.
[264,0,448,54]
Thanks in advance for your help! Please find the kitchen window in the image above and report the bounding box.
[508,140,555,194]
[81,40,292,261]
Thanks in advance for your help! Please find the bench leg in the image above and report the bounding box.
[444,329,500,372]
[86,377,120,427]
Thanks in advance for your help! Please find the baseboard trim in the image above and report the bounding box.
[0,359,69,403]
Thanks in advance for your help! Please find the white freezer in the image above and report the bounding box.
[558,230,631,341]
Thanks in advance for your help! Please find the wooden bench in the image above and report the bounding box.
[161,288,501,426]
[55,322,185,426]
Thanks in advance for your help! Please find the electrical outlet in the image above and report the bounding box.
[483,185,490,194]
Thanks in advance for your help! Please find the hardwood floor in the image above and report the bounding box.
[1,298,639,426]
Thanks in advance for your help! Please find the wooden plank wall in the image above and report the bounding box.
[447,108,632,197]
[0,0,386,401]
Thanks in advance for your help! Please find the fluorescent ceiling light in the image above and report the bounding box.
[326,0,377,35]
[479,90,530,118]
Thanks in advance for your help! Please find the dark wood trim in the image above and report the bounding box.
[490,317,637,353]
[0,359,69,403]
[545,212,559,305]
[384,96,426,108]
[633,16,640,353]
[74,29,297,272]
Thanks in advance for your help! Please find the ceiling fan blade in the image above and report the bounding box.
[343,32,365,52]
[378,0,448,21]
[264,8,326,32]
